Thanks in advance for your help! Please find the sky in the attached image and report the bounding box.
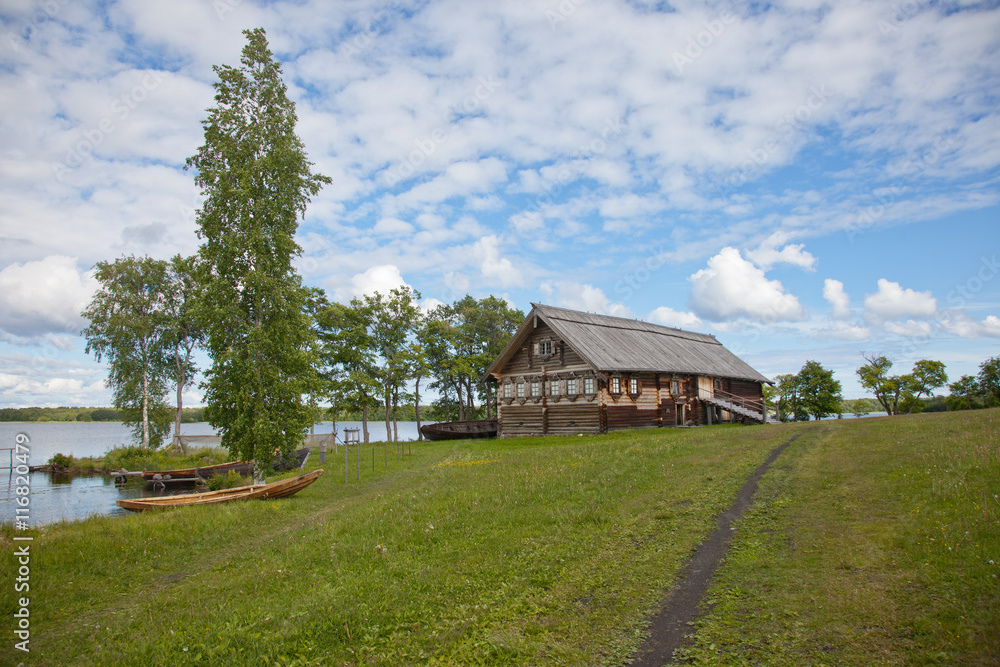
[1,0,999,408]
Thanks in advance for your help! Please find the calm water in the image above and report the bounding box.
[0,421,422,526]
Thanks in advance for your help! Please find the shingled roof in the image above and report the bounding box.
[484,303,770,384]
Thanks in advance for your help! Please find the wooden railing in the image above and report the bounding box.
[697,386,768,420]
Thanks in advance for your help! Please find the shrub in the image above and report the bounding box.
[207,469,251,491]
[48,452,75,469]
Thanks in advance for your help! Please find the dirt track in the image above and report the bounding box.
[630,432,805,665]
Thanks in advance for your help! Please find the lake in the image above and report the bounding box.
[0,421,422,527]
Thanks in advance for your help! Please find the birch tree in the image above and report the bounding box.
[82,256,173,449]
[186,28,330,470]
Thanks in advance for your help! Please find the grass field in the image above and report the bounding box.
[2,410,997,666]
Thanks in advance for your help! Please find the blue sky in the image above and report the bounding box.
[1,0,998,407]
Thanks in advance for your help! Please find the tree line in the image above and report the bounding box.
[765,354,1000,421]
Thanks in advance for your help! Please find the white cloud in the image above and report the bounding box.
[823,278,853,320]
[472,235,524,287]
[0,256,98,339]
[335,264,409,301]
[863,279,937,323]
[746,236,816,271]
[883,319,935,338]
[647,306,703,330]
[689,247,807,323]
[939,312,1000,338]
[539,282,632,318]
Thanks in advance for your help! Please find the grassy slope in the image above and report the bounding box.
[2,411,996,666]
[3,425,794,666]
[680,410,999,666]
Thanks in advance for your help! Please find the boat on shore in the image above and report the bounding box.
[141,447,310,483]
[116,469,324,512]
[419,420,498,441]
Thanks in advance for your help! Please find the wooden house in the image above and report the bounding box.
[482,304,773,438]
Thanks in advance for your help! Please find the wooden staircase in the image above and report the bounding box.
[699,388,777,424]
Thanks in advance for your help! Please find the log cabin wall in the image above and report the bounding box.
[497,322,603,437]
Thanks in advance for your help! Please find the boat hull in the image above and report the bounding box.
[117,469,324,512]
[420,420,497,441]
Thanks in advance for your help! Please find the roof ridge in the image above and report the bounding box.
[533,302,717,340]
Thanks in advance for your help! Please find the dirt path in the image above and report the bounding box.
[630,432,805,666]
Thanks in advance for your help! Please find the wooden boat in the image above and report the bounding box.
[142,459,253,483]
[116,469,324,512]
[141,447,310,482]
[420,420,497,441]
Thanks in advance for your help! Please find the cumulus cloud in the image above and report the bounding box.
[334,264,409,301]
[539,282,632,318]
[647,306,703,330]
[689,247,807,323]
[472,235,524,287]
[863,279,938,323]
[823,279,853,320]
[0,256,98,339]
[939,312,1000,338]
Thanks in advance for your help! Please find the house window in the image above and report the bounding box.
[539,340,553,356]
[567,378,577,395]
[584,377,595,394]
[549,380,558,396]
[503,383,512,399]
[610,377,621,394]
[671,379,680,395]
[517,382,525,398]
[531,381,540,397]
[629,377,639,395]
[714,378,722,391]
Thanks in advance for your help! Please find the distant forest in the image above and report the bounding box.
[0,404,446,424]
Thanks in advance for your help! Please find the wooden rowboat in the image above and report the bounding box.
[116,469,324,512]
[420,420,497,441]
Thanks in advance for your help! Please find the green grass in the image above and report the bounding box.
[679,410,999,666]
[2,412,996,666]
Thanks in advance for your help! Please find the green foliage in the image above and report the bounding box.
[977,355,1000,406]
[187,28,330,472]
[207,469,251,491]
[857,355,947,416]
[47,452,75,469]
[795,360,843,420]
[947,374,985,411]
[774,362,842,421]
[82,255,175,448]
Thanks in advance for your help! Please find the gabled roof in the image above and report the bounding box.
[483,303,770,384]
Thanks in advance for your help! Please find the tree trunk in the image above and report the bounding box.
[362,403,370,443]
[141,353,150,450]
[414,373,423,441]
[174,351,185,454]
